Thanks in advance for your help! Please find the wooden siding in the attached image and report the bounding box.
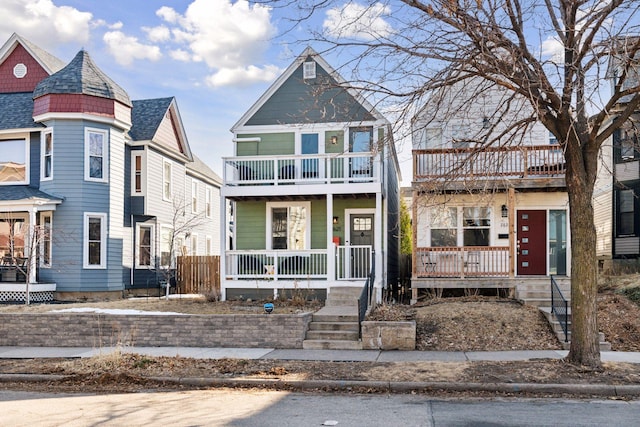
[245,60,376,126]
[310,199,327,249]
[155,109,182,154]
[235,201,266,250]
[594,185,613,258]
[237,133,295,156]
[616,160,640,182]
[615,237,640,255]
[107,127,126,290]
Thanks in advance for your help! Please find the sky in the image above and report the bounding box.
[0,0,417,185]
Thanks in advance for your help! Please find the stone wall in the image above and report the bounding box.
[361,321,416,350]
[0,313,313,349]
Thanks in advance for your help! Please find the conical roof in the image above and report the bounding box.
[33,50,131,106]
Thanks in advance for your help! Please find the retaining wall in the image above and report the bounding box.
[0,313,313,349]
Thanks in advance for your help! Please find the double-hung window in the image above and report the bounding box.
[41,130,53,180]
[160,226,173,267]
[430,207,457,247]
[205,186,212,218]
[191,179,198,213]
[618,189,635,236]
[85,128,108,182]
[40,213,52,267]
[131,152,145,194]
[267,202,310,250]
[163,160,172,201]
[463,207,491,246]
[190,233,198,255]
[136,224,154,268]
[0,138,28,185]
[83,213,107,268]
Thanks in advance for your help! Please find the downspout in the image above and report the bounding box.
[130,214,134,289]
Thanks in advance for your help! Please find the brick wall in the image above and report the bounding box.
[0,313,313,349]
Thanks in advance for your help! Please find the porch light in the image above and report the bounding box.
[333,216,339,224]
[501,204,508,218]
[330,136,338,144]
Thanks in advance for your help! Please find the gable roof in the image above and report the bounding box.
[0,92,42,130]
[187,155,222,187]
[33,50,131,106]
[232,47,388,130]
[0,33,65,75]
[129,96,193,162]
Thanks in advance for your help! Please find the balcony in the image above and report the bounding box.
[223,153,379,187]
[413,145,565,186]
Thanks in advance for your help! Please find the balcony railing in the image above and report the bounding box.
[224,245,373,281]
[223,153,379,186]
[413,145,565,180]
[414,246,510,278]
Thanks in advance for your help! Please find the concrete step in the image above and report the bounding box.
[538,307,610,351]
[325,297,359,307]
[308,321,360,331]
[519,298,555,308]
[312,314,359,323]
[328,286,362,297]
[305,330,359,341]
[302,339,363,350]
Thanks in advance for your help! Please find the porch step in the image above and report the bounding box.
[303,295,362,350]
[308,321,360,331]
[302,339,363,350]
[305,329,360,341]
[539,307,611,351]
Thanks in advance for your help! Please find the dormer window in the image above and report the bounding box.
[303,61,316,79]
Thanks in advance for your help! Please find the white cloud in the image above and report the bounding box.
[153,0,278,87]
[143,25,171,42]
[0,0,92,48]
[103,31,162,66]
[323,2,393,41]
[109,21,124,30]
[205,64,280,87]
[541,36,564,63]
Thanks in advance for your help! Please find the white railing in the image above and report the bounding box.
[336,245,372,280]
[225,250,327,280]
[223,153,379,186]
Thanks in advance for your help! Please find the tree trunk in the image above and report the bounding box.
[565,171,601,368]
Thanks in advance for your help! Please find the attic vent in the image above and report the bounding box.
[13,63,27,78]
[303,61,316,79]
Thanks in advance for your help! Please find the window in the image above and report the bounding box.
[463,207,491,246]
[85,128,108,182]
[618,189,635,236]
[131,152,145,194]
[430,207,457,247]
[191,179,198,213]
[0,217,26,260]
[451,125,470,149]
[136,224,154,268]
[163,160,172,201]
[205,186,212,218]
[419,127,442,149]
[206,235,213,255]
[40,213,52,267]
[160,226,173,267]
[41,130,53,180]
[83,213,107,268]
[190,233,198,255]
[0,138,28,184]
[303,61,316,79]
[620,127,638,160]
[268,202,310,250]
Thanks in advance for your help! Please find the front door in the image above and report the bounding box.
[517,210,547,275]
[349,214,374,278]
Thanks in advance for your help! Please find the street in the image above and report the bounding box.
[1,389,639,426]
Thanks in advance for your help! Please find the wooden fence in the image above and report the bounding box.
[176,255,220,296]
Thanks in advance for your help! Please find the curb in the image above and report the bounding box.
[3,374,638,397]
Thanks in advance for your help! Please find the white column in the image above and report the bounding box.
[28,208,37,284]
[375,192,383,302]
[219,195,227,301]
[326,194,334,287]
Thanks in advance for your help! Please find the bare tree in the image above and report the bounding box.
[262,0,640,367]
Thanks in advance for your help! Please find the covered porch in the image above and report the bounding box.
[0,186,61,302]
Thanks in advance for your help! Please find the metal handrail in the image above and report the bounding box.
[551,275,569,342]
[358,251,376,338]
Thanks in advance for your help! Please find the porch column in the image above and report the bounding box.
[326,194,334,284]
[508,188,515,278]
[219,195,227,300]
[375,192,383,302]
[28,208,37,284]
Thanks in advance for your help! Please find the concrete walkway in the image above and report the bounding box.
[1,346,640,364]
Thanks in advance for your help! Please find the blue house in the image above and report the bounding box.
[0,34,221,301]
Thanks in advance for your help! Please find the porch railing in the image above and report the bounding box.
[358,250,376,337]
[336,245,372,280]
[223,153,379,186]
[225,250,328,280]
[413,145,565,180]
[414,246,509,278]
[551,275,569,342]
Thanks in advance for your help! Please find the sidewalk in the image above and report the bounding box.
[1,346,640,364]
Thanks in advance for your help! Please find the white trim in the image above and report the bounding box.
[191,178,198,214]
[162,159,172,201]
[33,112,131,132]
[206,235,213,256]
[84,127,108,183]
[135,223,154,269]
[0,136,29,186]
[131,151,146,195]
[83,212,107,269]
[40,129,53,181]
[266,201,311,250]
[205,185,212,218]
[40,212,52,268]
[159,225,174,268]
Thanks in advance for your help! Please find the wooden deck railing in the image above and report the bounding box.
[414,246,510,278]
[176,255,220,295]
[413,145,565,179]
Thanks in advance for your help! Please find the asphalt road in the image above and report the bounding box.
[1,389,639,426]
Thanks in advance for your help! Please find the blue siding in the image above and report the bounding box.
[246,58,376,126]
[29,132,40,187]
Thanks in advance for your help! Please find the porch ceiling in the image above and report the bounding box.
[227,193,377,202]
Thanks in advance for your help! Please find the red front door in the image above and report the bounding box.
[517,210,547,275]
